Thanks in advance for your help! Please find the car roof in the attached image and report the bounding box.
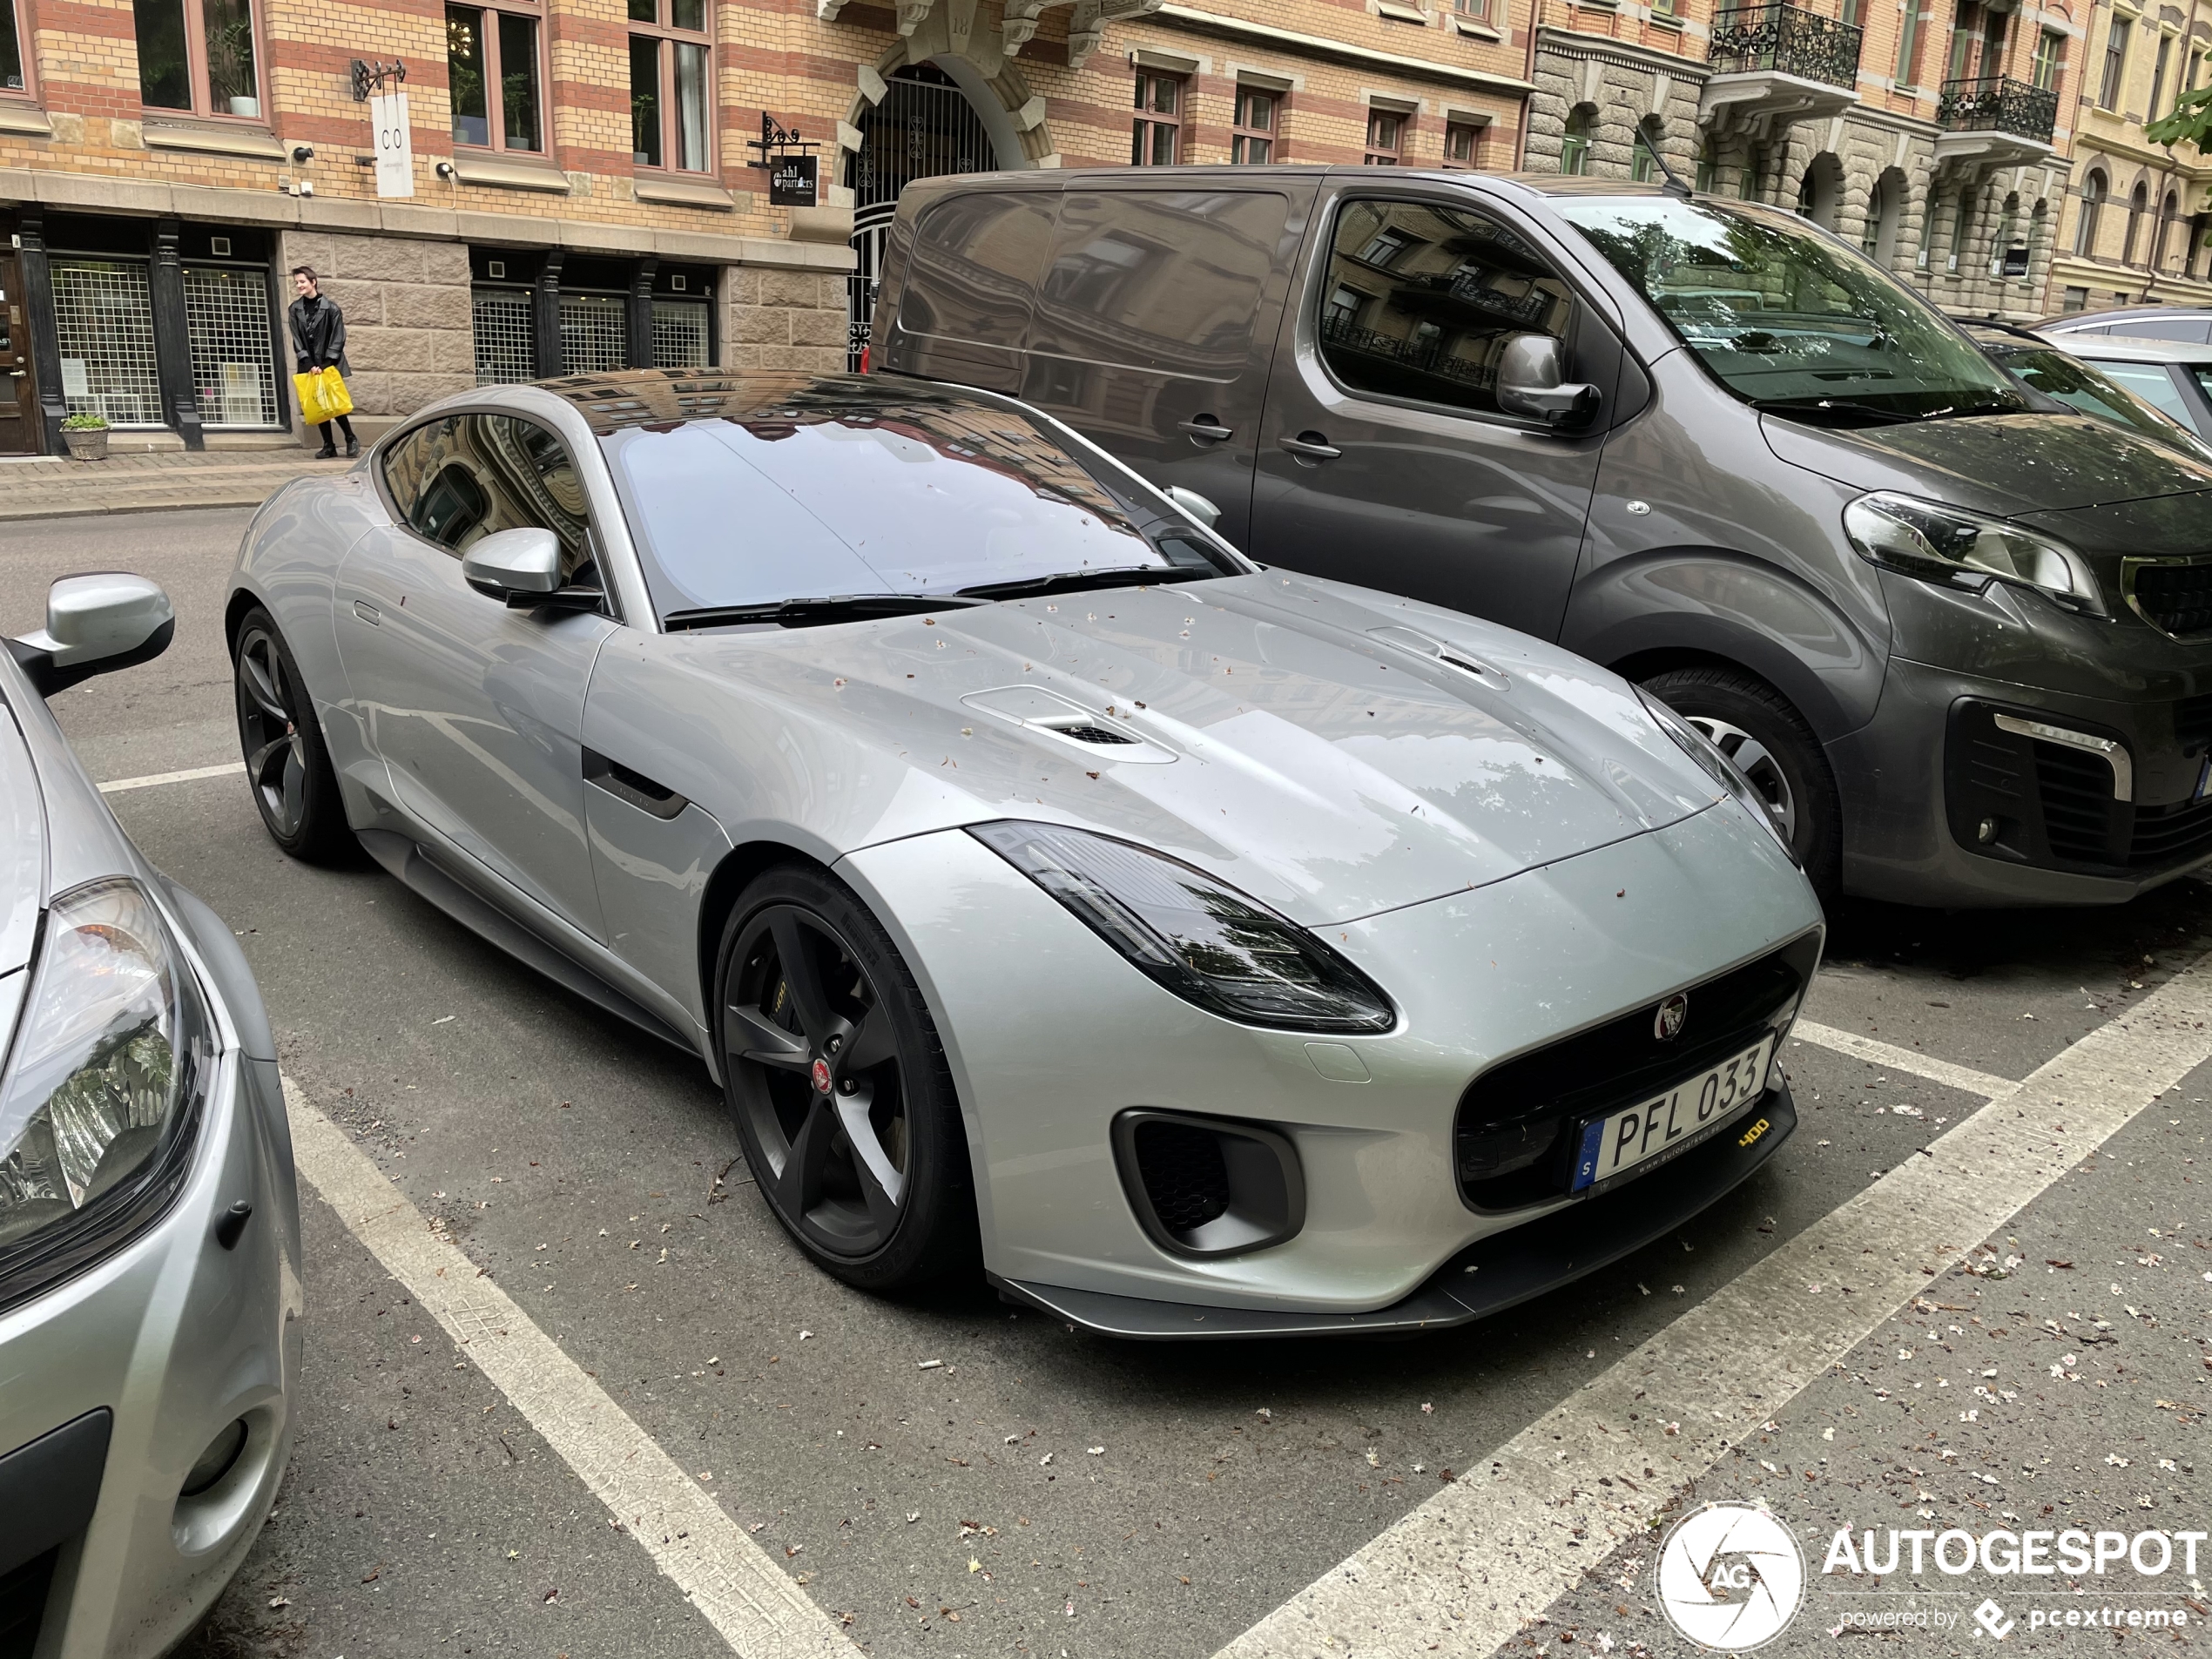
[2042,333,2212,363]
[527,368,1028,437]
[2042,306,2211,328]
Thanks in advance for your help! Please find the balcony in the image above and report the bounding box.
[1699,3,1863,138]
[1933,74,2059,176]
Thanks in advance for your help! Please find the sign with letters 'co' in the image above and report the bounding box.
[372,90,415,199]
[769,154,819,208]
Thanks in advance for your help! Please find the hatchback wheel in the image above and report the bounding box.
[233,608,353,863]
[714,866,974,1291]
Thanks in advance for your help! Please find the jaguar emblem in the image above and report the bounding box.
[1654,993,1689,1042]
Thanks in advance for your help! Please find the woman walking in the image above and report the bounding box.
[287,266,357,459]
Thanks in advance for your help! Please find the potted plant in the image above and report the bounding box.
[62,412,109,461]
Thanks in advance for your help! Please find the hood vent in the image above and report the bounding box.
[1047,722,1137,746]
[1366,626,1507,690]
[960,685,1177,765]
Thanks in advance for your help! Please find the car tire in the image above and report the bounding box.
[712,864,977,1293]
[232,608,354,865]
[1638,665,1841,904]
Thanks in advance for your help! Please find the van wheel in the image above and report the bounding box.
[1638,666,1841,904]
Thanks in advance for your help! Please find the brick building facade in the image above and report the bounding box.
[0,0,1534,454]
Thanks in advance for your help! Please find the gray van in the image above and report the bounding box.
[870,168,2212,908]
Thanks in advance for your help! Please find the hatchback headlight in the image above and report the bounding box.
[968,822,1395,1034]
[1843,491,2102,614]
[0,879,211,1292]
[1635,689,1796,860]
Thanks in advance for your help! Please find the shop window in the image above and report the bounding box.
[1365,108,1406,165]
[473,287,535,383]
[184,264,278,428]
[1232,86,1277,163]
[448,3,543,152]
[559,292,627,374]
[629,0,711,172]
[51,260,163,427]
[133,0,262,117]
[651,298,711,367]
[1132,71,1182,165]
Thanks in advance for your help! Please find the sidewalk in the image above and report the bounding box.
[0,448,345,523]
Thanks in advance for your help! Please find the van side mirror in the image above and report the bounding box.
[462,527,563,602]
[6,573,175,698]
[1496,334,1601,430]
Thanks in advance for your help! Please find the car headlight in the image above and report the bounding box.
[1635,689,1797,860]
[968,821,1395,1034]
[0,879,211,1295]
[1843,491,2102,615]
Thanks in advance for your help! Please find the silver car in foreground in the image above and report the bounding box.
[3,577,300,1651]
[226,368,1819,1338]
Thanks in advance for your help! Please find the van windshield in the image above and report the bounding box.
[1558,196,2028,424]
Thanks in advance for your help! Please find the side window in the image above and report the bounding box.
[1318,198,1576,419]
[384,413,597,583]
[2089,361,2195,424]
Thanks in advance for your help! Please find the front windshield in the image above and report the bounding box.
[597,386,1238,619]
[1988,343,2210,455]
[1559,196,2027,421]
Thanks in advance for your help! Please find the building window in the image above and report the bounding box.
[2148,32,2173,116]
[1840,0,1860,24]
[473,287,534,384]
[2100,17,2130,109]
[1558,107,1590,174]
[1442,120,1481,168]
[629,0,711,172]
[52,260,163,426]
[560,292,628,374]
[2032,29,2063,91]
[1365,108,1406,165]
[0,0,28,91]
[651,298,711,367]
[1132,71,1182,164]
[1739,148,1764,200]
[1232,85,1278,163]
[2153,189,2179,269]
[1453,0,1493,20]
[2074,169,2107,255]
[1631,120,1664,182]
[185,264,279,428]
[2122,180,2149,263]
[133,0,262,116]
[1894,0,1923,84]
[448,4,543,152]
[1946,192,1972,273]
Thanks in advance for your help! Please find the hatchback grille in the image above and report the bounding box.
[2128,559,2212,638]
[1130,1120,1231,1233]
[2176,693,2212,754]
[1453,934,1818,1211]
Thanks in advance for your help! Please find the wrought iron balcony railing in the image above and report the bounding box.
[1935,75,2059,143]
[1707,3,1864,91]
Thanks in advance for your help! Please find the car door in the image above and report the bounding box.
[1246,183,1622,641]
[1017,181,1318,550]
[337,409,616,941]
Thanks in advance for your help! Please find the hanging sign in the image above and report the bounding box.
[2001,245,2029,278]
[769,153,819,208]
[372,89,415,199]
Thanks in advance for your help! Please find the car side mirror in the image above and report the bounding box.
[1162,485,1222,530]
[1496,334,1602,430]
[5,573,175,698]
[462,527,563,603]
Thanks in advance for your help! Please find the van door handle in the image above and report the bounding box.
[1178,416,1234,442]
[1278,432,1342,461]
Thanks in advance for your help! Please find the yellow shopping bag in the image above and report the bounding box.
[293,366,354,425]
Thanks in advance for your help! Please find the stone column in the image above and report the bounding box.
[150,216,206,450]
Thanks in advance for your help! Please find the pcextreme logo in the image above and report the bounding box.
[1656,1501,1806,1651]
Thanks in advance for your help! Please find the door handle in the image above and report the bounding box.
[1178,416,1234,442]
[1278,432,1342,461]
[352,599,381,625]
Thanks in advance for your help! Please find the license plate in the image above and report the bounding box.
[1568,1035,1775,1196]
[2196,754,2212,804]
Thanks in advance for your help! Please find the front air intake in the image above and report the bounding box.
[1112,1109,1305,1258]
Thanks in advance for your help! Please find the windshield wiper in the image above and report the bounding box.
[661,593,987,631]
[958,565,1217,601]
[1750,395,1917,427]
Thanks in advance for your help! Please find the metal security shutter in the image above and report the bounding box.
[558,293,627,374]
[183,265,280,428]
[51,258,162,426]
[473,287,534,384]
[650,299,710,368]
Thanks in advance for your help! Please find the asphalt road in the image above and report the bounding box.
[4,507,2207,1659]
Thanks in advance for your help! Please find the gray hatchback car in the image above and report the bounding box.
[873,171,2212,907]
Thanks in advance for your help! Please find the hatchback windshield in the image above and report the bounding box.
[1559,196,2028,423]
[1976,338,2212,457]
[594,380,1237,621]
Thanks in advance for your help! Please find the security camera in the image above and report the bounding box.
[291,145,314,162]
[435,159,456,180]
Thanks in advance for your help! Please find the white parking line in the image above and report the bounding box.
[98,760,244,794]
[1791,1020,2020,1101]
[280,1077,860,1659]
[1214,955,2212,1659]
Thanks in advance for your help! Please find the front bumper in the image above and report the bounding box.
[0,1046,301,1658]
[841,792,1820,1320]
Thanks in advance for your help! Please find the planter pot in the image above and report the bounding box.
[228,96,260,118]
[64,428,109,461]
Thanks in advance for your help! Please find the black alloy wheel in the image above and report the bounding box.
[715,866,974,1291]
[232,608,353,863]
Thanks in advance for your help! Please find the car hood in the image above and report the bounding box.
[1,698,41,975]
[1762,409,2212,516]
[619,573,1737,927]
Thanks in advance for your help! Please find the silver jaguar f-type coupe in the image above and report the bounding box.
[226,368,1820,1338]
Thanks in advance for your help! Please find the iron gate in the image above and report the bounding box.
[846,63,998,369]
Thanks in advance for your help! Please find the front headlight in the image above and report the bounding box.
[0,879,211,1291]
[968,821,1395,1034]
[1843,491,2102,615]
[1635,689,1797,860]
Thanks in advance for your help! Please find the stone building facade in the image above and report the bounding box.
[0,0,1534,454]
[1521,0,2090,318]
[2045,0,2212,314]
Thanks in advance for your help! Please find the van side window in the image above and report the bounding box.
[382,413,599,583]
[1318,199,1575,418]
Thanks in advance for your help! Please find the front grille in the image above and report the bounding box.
[2176,692,2212,755]
[0,1549,54,1659]
[2129,796,2212,865]
[2128,560,2212,638]
[1130,1120,1230,1233]
[2033,745,2116,862]
[1453,933,1818,1211]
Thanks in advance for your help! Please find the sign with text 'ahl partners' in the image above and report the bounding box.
[372,91,414,199]
[769,153,818,208]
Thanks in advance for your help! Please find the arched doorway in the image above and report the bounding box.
[1796,152,1843,229]
[846,63,1001,368]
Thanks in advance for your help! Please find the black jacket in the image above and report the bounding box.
[287,293,351,376]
